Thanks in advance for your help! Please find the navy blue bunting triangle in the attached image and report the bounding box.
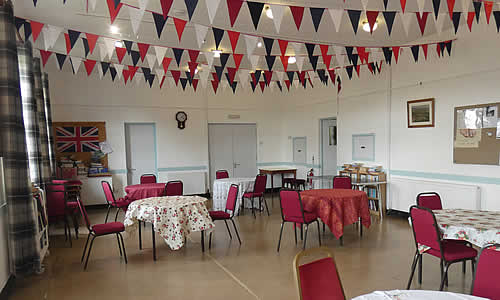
[185,71,193,84]
[142,67,151,81]
[347,10,361,34]
[213,28,225,50]
[345,66,353,79]
[382,12,396,36]
[310,55,319,71]
[24,22,32,41]
[310,8,325,32]
[255,70,262,82]
[110,67,117,81]
[33,0,37,7]
[82,38,90,58]
[101,62,110,76]
[147,74,155,87]
[15,17,25,31]
[473,2,481,23]
[445,41,452,56]
[345,46,354,64]
[432,0,441,19]
[180,78,188,90]
[220,53,230,69]
[265,55,276,71]
[263,37,274,56]
[376,62,382,73]
[131,50,141,66]
[286,71,294,82]
[225,73,232,84]
[317,69,326,83]
[231,81,238,93]
[215,65,224,81]
[382,47,392,65]
[173,48,184,66]
[369,62,376,74]
[184,0,198,21]
[383,0,389,10]
[411,45,419,62]
[152,13,168,38]
[277,81,282,91]
[247,1,264,30]
[351,54,359,68]
[68,29,81,50]
[494,11,500,32]
[452,12,461,34]
[251,81,256,92]
[439,42,446,54]
[124,40,133,54]
[305,43,316,59]
[56,53,67,70]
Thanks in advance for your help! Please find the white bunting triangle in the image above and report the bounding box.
[89,0,97,11]
[417,0,426,14]
[42,25,62,50]
[238,70,249,88]
[146,53,156,69]
[103,38,116,59]
[96,63,104,79]
[114,64,124,79]
[98,42,109,60]
[138,0,149,10]
[269,4,284,33]
[269,82,275,91]
[401,12,413,36]
[461,0,469,14]
[291,42,303,56]
[335,55,345,68]
[155,68,165,79]
[276,70,284,82]
[295,56,305,72]
[154,46,167,65]
[194,24,209,48]
[249,55,260,70]
[168,76,177,88]
[134,71,143,85]
[245,35,259,55]
[293,79,300,88]
[361,0,369,11]
[308,71,315,82]
[128,6,145,36]
[204,51,214,67]
[328,9,343,32]
[435,13,446,35]
[70,56,82,74]
[199,68,209,88]
[205,0,221,24]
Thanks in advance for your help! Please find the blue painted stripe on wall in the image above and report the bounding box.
[390,170,500,185]
[158,166,208,172]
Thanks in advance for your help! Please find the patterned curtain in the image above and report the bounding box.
[0,0,40,275]
[42,72,55,178]
[33,58,51,183]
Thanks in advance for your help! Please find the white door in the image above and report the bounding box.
[125,123,157,185]
[321,119,337,176]
[293,137,307,164]
[208,124,257,188]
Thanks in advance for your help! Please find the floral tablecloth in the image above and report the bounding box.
[300,189,371,239]
[124,196,215,250]
[212,178,259,215]
[352,290,486,300]
[124,183,166,202]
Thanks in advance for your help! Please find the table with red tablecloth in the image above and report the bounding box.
[124,183,166,202]
[300,189,371,239]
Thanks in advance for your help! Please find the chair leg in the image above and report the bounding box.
[201,231,205,253]
[359,218,363,237]
[118,233,127,264]
[303,224,309,250]
[316,221,321,246]
[72,213,79,239]
[84,236,96,270]
[322,222,325,234]
[277,222,284,252]
[116,234,123,257]
[138,220,142,250]
[224,220,232,240]
[114,208,120,221]
[471,258,475,274]
[230,220,241,245]
[418,254,423,284]
[440,259,444,285]
[152,224,156,261]
[65,216,72,247]
[300,224,303,240]
[262,196,270,216]
[440,263,451,291]
[294,223,297,244]
[105,205,111,223]
[81,233,91,262]
[406,250,420,289]
[339,236,343,246]
[462,261,466,274]
[251,197,256,218]
[209,232,212,249]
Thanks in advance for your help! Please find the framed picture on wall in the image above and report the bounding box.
[407,98,435,128]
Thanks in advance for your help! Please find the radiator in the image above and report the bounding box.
[389,176,481,212]
[158,171,207,195]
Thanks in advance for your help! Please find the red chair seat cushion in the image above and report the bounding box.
[92,222,125,236]
[426,240,478,261]
[66,201,78,210]
[285,212,318,224]
[243,192,262,198]
[209,211,231,220]
[299,258,344,300]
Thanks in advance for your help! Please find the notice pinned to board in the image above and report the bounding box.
[455,128,482,148]
[484,106,498,128]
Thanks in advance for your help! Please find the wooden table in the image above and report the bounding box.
[259,168,297,195]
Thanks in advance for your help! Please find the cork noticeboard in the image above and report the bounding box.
[453,103,500,165]
[52,121,108,168]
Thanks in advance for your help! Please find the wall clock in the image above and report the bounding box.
[176,111,187,129]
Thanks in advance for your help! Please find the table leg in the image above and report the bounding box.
[138,220,142,250]
[359,218,363,237]
[271,174,274,200]
[152,223,156,261]
[201,231,205,253]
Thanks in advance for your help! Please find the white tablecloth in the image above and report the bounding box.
[212,178,260,215]
[352,290,486,300]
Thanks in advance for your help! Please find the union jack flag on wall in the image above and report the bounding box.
[55,126,100,152]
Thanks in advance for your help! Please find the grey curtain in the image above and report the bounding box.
[0,0,40,275]
[33,58,51,183]
[42,72,55,178]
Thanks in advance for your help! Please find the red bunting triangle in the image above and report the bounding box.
[213,72,220,82]
[30,21,44,42]
[355,65,361,77]
[392,46,400,63]
[160,76,166,89]
[228,31,240,53]
[298,71,306,84]
[259,81,265,92]
[319,44,328,60]
[484,1,493,24]
[173,18,187,41]
[280,56,288,72]
[250,73,257,85]
[356,47,369,64]
[171,70,181,85]
[160,0,174,18]
[116,47,127,63]
[128,66,139,79]
[188,61,198,76]
[264,70,273,85]
[328,69,336,84]
[422,44,428,60]
[233,53,243,70]
[284,80,291,90]
[64,33,72,54]
[83,59,96,76]
[278,39,288,56]
[192,79,199,91]
[106,0,123,24]
[188,50,200,62]
[447,0,455,20]
[211,80,219,93]
[289,6,305,30]
[323,55,332,69]
[400,0,407,13]
[416,12,429,35]
[39,50,52,67]
[227,0,245,27]
[467,11,475,31]
[85,33,99,54]
[227,67,237,83]
[366,11,379,33]
[162,57,172,73]
[123,69,130,85]
[436,44,441,57]
[137,43,150,61]
[308,78,313,88]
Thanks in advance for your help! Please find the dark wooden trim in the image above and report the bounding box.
[0,275,15,299]
[407,98,435,128]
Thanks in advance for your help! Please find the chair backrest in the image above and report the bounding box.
[45,183,67,218]
[253,174,267,194]
[409,205,442,252]
[76,193,92,231]
[293,247,346,300]
[471,244,500,299]
[332,176,351,189]
[140,174,157,184]
[416,192,443,210]
[101,181,116,205]
[165,180,183,196]
[279,189,305,221]
[216,170,229,179]
[225,184,239,215]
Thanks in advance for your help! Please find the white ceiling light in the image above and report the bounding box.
[257,42,262,48]
[288,56,296,64]
[212,49,222,58]
[362,21,378,33]
[114,40,123,48]
[110,25,120,34]
[265,6,273,19]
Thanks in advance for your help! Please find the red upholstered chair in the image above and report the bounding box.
[471,244,500,299]
[332,176,352,189]
[215,170,229,179]
[46,183,80,247]
[277,189,321,252]
[76,196,127,270]
[293,247,346,300]
[242,174,269,218]
[208,184,241,248]
[416,192,443,210]
[164,180,183,196]
[101,181,130,223]
[140,173,157,184]
[406,205,477,291]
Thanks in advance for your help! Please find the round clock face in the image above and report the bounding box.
[176,111,187,122]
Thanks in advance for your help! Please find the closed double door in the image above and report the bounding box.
[208,124,257,188]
